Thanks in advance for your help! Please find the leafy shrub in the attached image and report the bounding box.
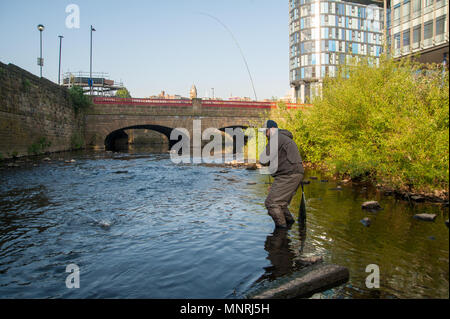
[22,78,31,92]
[271,56,449,193]
[69,86,92,112]
[28,137,52,155]
[71,132,84,150]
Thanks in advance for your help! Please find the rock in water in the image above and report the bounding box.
[360,217,371,227]
[246,163,258,170]
[445,220,449,228]
[410,195,425,202]
[98,220,112,228]
[298,256,323,265]
[362,201,381,210]
[302,180,311,185]
[413,214,437,221]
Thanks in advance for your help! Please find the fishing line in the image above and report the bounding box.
[196,12,258,101]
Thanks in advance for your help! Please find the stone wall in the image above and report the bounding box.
[0,62,84,159]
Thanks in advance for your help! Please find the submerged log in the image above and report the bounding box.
[250,264,349,299]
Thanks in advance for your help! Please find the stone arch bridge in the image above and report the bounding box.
[85,97,306,150]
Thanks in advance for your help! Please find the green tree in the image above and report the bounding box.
[68,86,92,112]
[116,88,131,98]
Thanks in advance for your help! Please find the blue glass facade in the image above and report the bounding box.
[289,0,384,102]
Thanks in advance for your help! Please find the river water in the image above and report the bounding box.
[0,148,448,298]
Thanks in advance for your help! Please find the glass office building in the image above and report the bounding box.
[289,0,384,102]
[390,0,448,63]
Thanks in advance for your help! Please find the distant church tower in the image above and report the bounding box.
[190,84,197,99]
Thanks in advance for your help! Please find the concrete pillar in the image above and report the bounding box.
[192,98,202,114]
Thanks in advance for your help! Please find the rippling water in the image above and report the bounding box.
[0,149,448,298]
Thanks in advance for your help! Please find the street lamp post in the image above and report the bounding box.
[90,25,96,95]
[37,24,45,78]
[58,35,64,85]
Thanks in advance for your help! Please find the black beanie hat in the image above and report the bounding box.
[265,120,278,129]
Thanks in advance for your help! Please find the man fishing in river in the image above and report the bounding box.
[260,120,304,228]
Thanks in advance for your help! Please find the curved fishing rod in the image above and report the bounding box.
[196,12,258,101]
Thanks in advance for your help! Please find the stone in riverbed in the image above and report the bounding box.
[298,256,323,265]
[361,201,381,210]
[360,217,371,227]
[246,163,258,170]
[43,157,51,161]
[302,180,311,184]
[413,213,437,221]
[410,195,425,202]
[445,220,449,228]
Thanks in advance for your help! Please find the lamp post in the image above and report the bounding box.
[37,24,45,78]
[58,35,64,85]
[90,25,96,95]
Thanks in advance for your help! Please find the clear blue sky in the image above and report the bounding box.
[0,0,290,100]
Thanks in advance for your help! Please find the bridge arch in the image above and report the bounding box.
[104,124,188,151]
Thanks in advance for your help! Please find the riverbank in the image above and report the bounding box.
[208,159,449,204]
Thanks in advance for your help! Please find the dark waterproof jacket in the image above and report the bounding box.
[260,129,304,177]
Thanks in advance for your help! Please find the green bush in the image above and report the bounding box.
[69,86,92,112]
[28,137,52,156]
[22,78,31,92]
[115,88,131,98]
[272,56,449,193]
[71,132,84,150]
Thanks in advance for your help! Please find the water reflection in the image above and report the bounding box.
[255,220,308,283]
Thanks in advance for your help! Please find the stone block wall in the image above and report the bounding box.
[0,62,84,158]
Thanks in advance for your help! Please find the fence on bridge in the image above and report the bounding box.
[92,97,310,109]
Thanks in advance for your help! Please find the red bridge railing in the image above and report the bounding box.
[92,97,192,107]
[92,97,309,109]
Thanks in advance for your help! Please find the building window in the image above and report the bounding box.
[412,0,421,15]
[436,15,446,35]
[413,25,421,45]
[402,1,410,21]
[424,21,433,39]
[393,5,401,25]
[403,30,410,47]
[394,33,401,49]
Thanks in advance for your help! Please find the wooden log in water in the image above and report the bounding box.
[251,264,349,299]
